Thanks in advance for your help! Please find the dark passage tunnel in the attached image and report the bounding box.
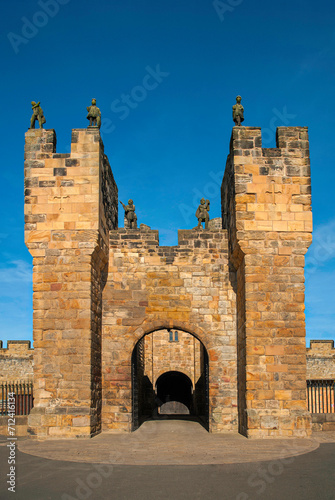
[156,371,192,414]
[131,332,209,431]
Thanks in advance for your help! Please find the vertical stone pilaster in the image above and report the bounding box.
[222,126,312,438]
[25,128,117,438]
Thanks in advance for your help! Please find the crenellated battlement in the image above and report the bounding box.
[228,126,309,157]
[222,126,312,262]
[0,341,33,383]
[24,128,118,245]
[0,340,33,354]
[307,340,335,380]
[307,340,335,357]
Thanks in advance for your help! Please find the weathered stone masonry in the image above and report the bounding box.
[4,340,332,390]
[0,341,33,382]
[3,339,333,434]
[23,125,314,438]
[143,330,202,391]
[222,126,312,437]
[307,340,335,379]
[24,128,117,438]
[102,228,237,433]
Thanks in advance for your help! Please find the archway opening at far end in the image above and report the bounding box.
[156,371,192,415]
[131,328,209,431]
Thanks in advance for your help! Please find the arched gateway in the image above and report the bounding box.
[131,330,209,430]
[25,125,313,439]
[101,225,238,435]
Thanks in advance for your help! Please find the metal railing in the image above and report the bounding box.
[0,382,34,416]
[307,379,335,413]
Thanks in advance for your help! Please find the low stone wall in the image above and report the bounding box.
[307,340,335,379]
[2,339,334,383]
[0,416,29,436]
[0,341,33,382]
[1,337,335,436]
[312,414,335,432]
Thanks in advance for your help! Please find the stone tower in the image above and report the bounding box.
[222,126,312,437]
[24,128,118,437]
[24,125,312,439]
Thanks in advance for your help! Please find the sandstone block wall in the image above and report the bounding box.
[102,228,237,433]
[222,126,313,438]
[24,128,117,438]
[0,341,33,382]
[3,339,333,386]
[307,340,335,379]
[0,416,29,436]
[20,124,320,439]
[312,414,335,432]
[144,330,201,387]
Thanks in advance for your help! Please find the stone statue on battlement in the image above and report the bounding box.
[29,101,46,129]
[232,95,244,126]
[196,198,210,229]
[87,98,101,128]
[120,199,138,229]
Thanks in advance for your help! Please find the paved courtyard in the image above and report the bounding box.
[15,420,323,465]
[1,420,334,499]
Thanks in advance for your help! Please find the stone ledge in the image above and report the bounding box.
[0,416,28,436]
[312,414,335,423]
[312,413,335,432]
[31,406,92,416]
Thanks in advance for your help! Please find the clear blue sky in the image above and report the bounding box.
[0,0,334,346]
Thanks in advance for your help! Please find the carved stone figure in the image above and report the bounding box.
[29,101,46,129]
[232,95,244,126]
[195,198,210,229]
[86,98,101,128]
[120,199,138,229]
